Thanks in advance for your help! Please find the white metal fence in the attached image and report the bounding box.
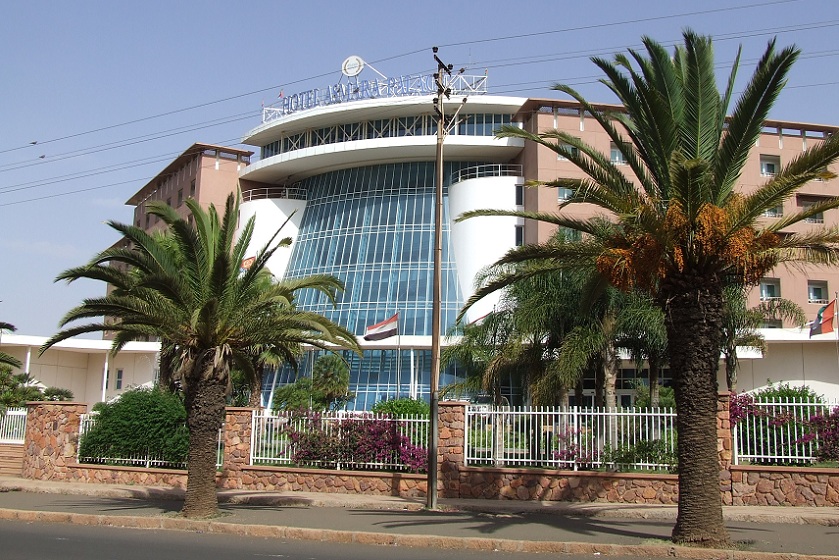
[78,413,223,469]
[251,410,429,471]
[465,405,678,471]
[732,398,839,465]
[0,407,26,444]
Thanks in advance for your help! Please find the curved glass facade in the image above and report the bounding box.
[285,162,467,335]
[264,161,473,409]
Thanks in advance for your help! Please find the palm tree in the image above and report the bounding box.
[311,353,353,410]
[42,193,359,518]
[461,32,839,546]
[0,322,22,373]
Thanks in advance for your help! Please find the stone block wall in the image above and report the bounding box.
[14,399,839,507]
[237,466,426,497]
[21,401,87,480]
[730,465,839,506]
[218,407,253,489]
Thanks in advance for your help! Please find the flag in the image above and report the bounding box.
[809,299,835,337]
[364,313,398,341]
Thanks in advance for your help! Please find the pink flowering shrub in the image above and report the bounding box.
[283,412,427,472]
[798,406,839,462]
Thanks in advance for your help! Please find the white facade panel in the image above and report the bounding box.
[240,198,307,279]
[449,175,523,323]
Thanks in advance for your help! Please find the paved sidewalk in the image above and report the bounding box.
[1,476,837,559]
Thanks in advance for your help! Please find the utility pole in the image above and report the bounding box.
[427,47,465,510]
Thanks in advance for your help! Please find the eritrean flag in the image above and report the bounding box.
[363,313,398,341]
[809,299,835,337]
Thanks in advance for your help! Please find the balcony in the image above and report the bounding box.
[449,163,523,185]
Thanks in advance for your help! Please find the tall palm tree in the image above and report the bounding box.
[461,32,839,546]
[42,193,359,518]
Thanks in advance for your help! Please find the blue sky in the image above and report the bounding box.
[1,0,838,336]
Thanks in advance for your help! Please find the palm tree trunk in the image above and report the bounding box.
[248,365,263,408]
[724,351,737,392]
[182,374,226,518]
[649,357,661,408]
[663,277,730,547]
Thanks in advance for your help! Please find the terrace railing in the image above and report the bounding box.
[465,405,677,471]
[732,398,839,465]
[251,410,429,471]
[0,407,26,444]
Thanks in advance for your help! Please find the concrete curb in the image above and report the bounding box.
[0,507,835,560]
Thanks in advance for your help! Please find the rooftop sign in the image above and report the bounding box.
[262,57,488,123]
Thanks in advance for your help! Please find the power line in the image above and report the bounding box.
[3,3,834,205]
[0,0,808,157]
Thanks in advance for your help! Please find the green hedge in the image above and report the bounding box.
[79,388,188,467]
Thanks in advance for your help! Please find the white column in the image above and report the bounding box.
[101,354,109,403]
[24,346,32,374]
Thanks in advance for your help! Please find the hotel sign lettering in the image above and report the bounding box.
[279,74,435,116]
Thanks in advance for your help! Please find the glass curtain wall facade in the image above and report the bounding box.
[265,161,472,409]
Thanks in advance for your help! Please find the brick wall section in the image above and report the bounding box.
[731,465,839,506]
[438,401,465,498]
[21,401,87,480]
[238,466,427,497]
[218,407,253,489]
[717,391,734,505]
[16,401,839,507]
[458,467,679,503]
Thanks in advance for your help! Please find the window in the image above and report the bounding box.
[177,189,183,207]
[610,142,628,165]
[557,141,579,161]
[800,199,825,223]
[763,319,783,328]
[190,179,196,197]
[759,279,780,300]
[116,369,124,390]
[762,205,783,218]
[808,281,829,304]
[558,187,573,201]
[760,155,780,177]
[515,225,524,247]
[145,213,150,229]
[515,184,523,206]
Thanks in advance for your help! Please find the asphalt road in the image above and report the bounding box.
[0,519,682,560]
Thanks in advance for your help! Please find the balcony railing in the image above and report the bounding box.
[242,187,307,202]
[450,163,523,185]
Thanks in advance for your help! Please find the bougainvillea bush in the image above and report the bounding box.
[799,406,839,462]
[283,412,427,472]
[730,384,825,465]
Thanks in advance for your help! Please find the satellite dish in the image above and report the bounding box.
[341,55,365,77]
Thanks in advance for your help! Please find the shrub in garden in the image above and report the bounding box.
[603,432,678,472]
[43,387,74,401]
[800,406,839,462]
[283,413,427,472]
[79,388,189,467]
[730,383,824,465]
[371,397,429,417]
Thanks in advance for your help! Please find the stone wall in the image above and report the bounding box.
[730,465,839,506]
[236,466,426,497]
[457,467,678,503]
[21,401,87,480]
[14,400,839,507]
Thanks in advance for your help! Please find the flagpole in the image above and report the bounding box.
[395,284,401,399]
